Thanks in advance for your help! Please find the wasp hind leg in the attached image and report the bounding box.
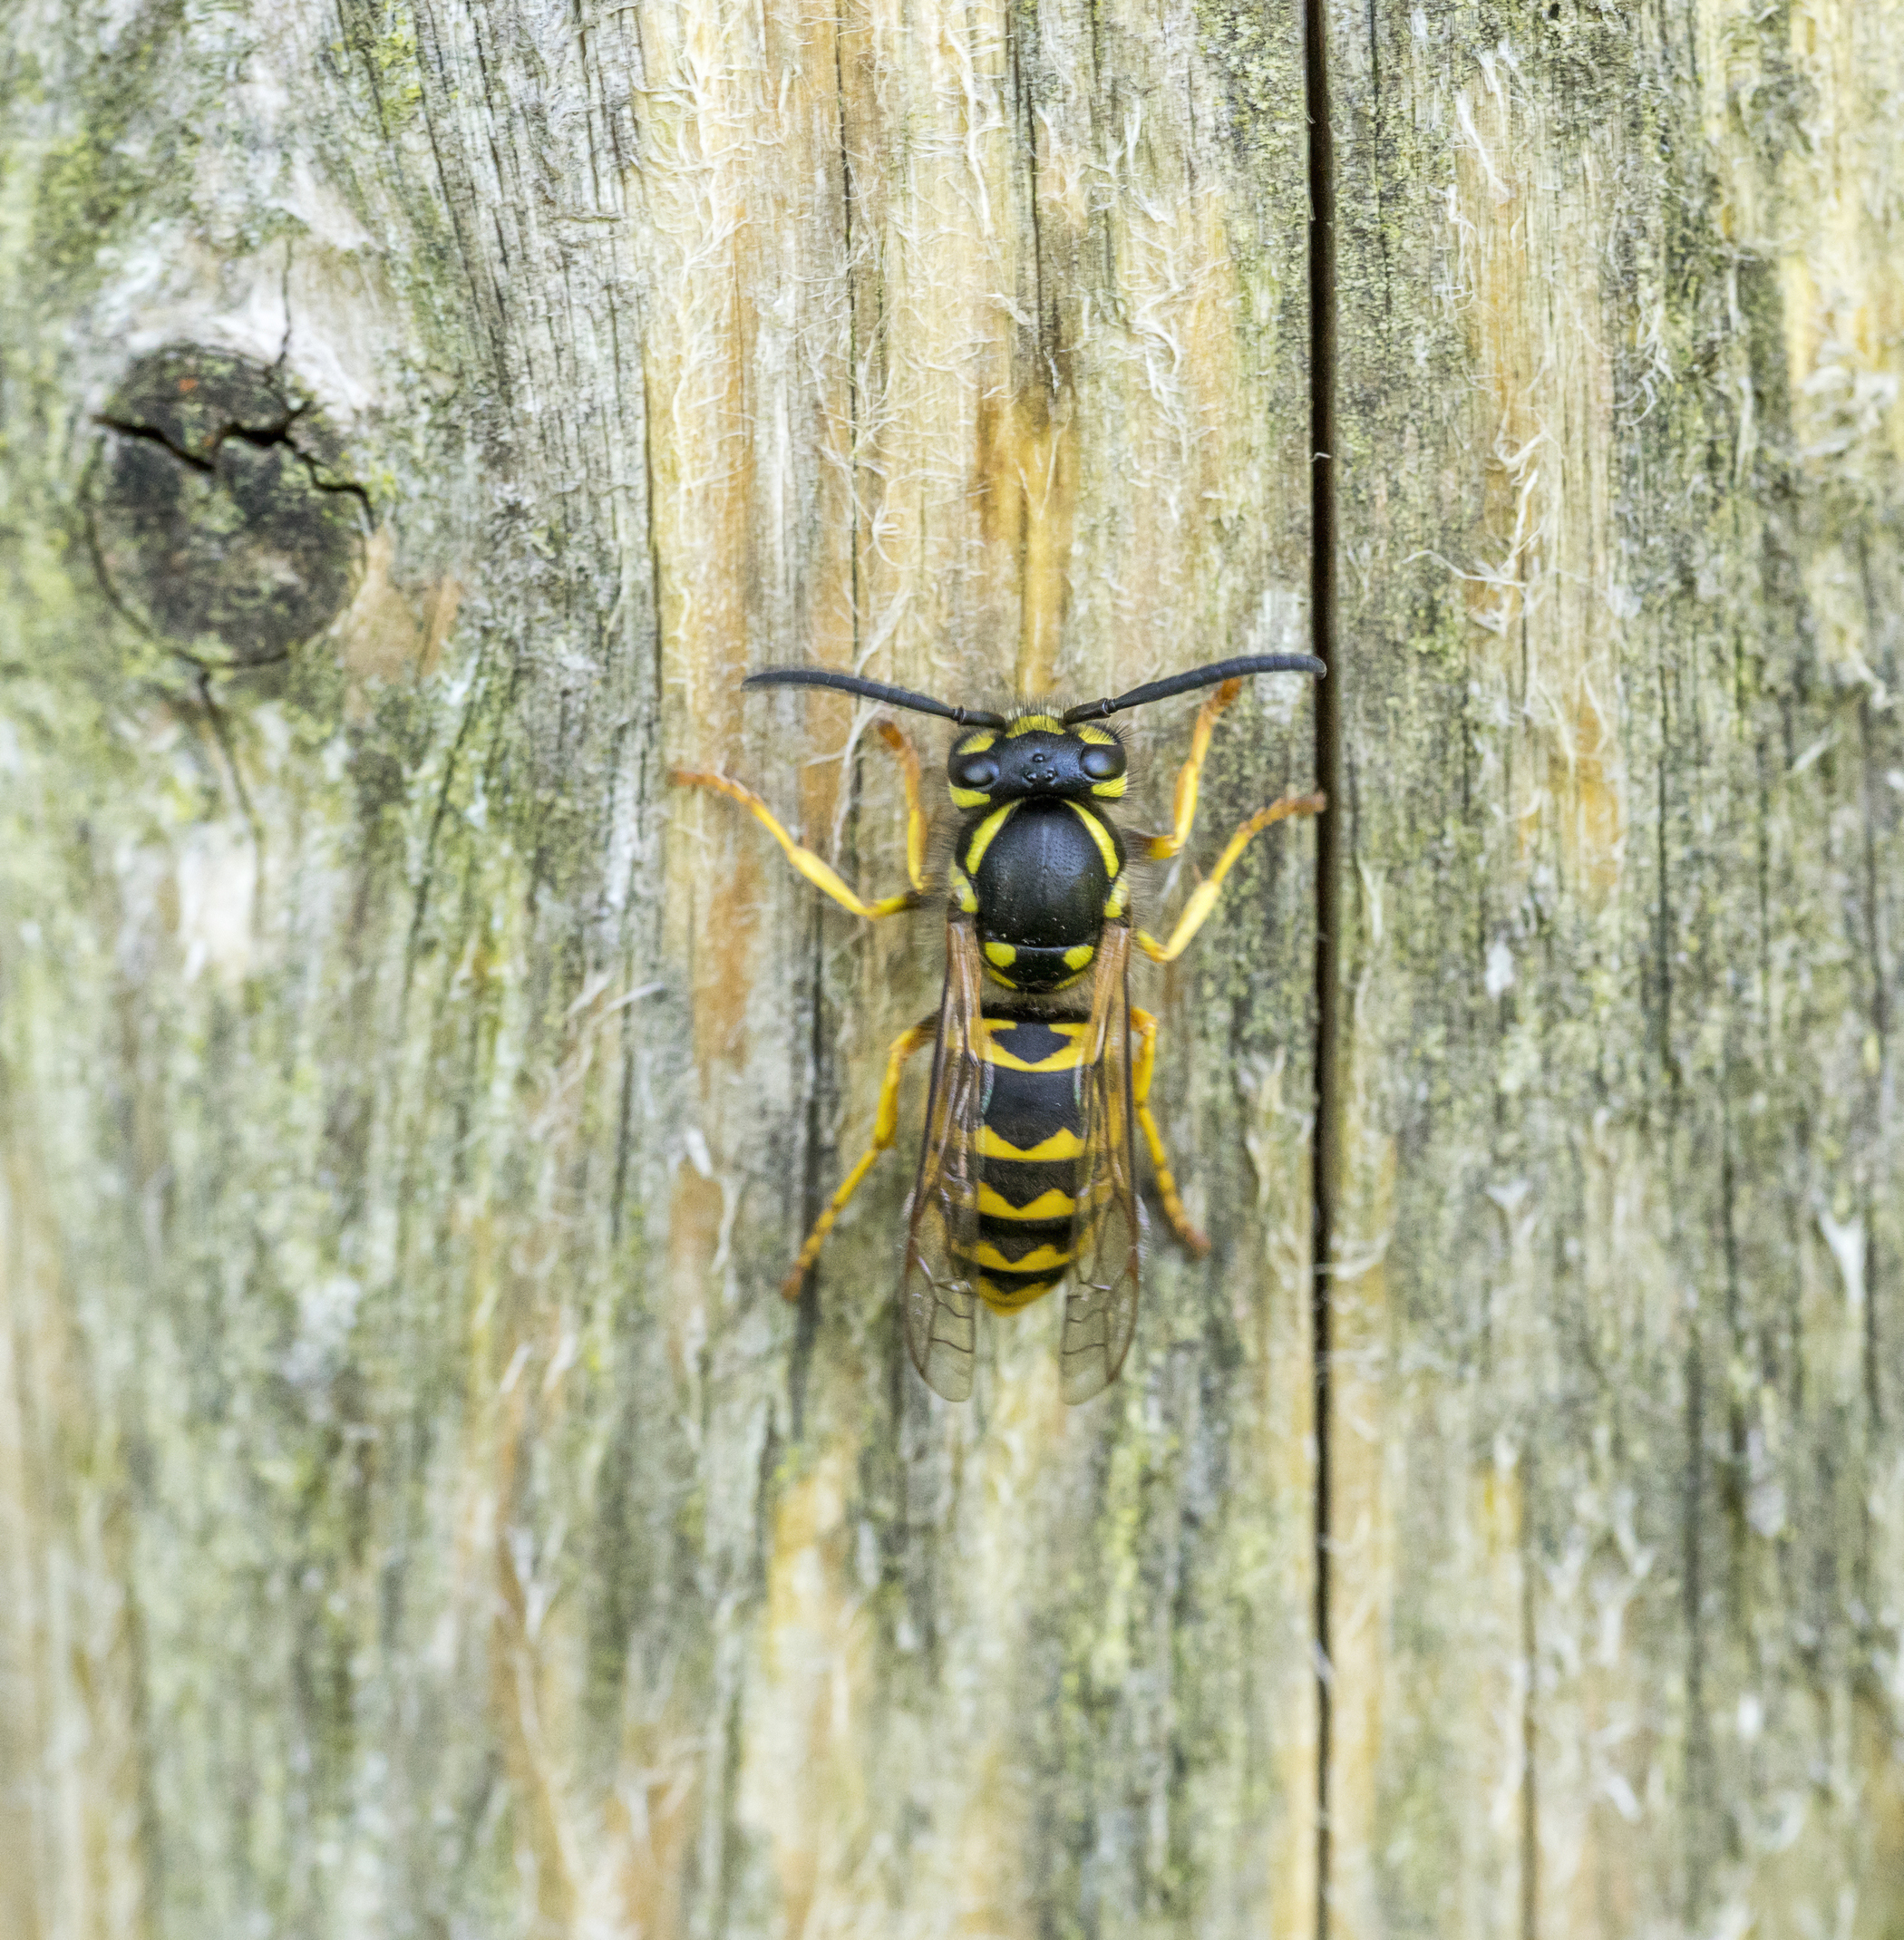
[1130,1006,1209,1256]
[672,719,931,919]
[1134,791,1326,965]
[781,1020,937,1300]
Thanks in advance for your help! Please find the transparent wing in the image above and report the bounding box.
[902,918,987,1401]
[1059,923,1144,1403]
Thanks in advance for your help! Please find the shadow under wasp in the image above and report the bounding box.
[673,654,1326,1402]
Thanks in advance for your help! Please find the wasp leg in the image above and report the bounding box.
[1135,791,1327,964]
[671,769,921,920]
[1135,676,1245,861]
[871,720,931,894]
[782,1020,937,1299]
[1131,1006,1209,1256]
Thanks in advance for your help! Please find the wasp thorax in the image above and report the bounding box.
[947,717,1128,807]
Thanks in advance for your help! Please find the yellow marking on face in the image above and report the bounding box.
[1090,775,1128,799]
[1076,723,1116,744]
[1005,713,1063,737]
[1066,800,1121,878]
[981,1019,1088,1071]
[1104,875,1131,919]
[949,729,999,806]
[1063,944,1095,972]
[977,1276,1061,1313]
[976,1184,1080,1222]
[963,800,1017,874]
[983,940,1017,969]
[957,1237,1074,1275]
[976,1124,1085,1161]
[948,864,979,914]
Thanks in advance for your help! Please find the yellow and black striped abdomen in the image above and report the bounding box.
[957,1013,1092,1314]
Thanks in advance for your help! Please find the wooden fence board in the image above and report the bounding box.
[1326,3,1904,1933]
[0,2,1324,1933]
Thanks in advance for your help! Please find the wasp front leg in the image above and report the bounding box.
[1129,1006,1209,1256]
[1135,791,1326,964]
[781,1019,937,1299]
[672,718,930,920]
[872,720,931,894]
[1135,676,1246,860]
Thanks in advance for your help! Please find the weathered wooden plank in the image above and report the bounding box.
[1326,1,1904,1933]
[0,2,1323,1934]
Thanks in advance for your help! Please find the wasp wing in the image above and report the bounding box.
[1058,923,1144,1403]
[901,917,988,1401]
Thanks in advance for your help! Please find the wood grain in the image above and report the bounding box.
[10,0,1899,1932]
[0,1,1321,1933]
[1327,2,1904,1934]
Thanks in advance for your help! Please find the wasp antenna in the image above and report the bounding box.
[744,665,1008,729]
[1061,654,1326,724]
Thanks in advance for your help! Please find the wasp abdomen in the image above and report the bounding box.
[956,1014,1093,1314]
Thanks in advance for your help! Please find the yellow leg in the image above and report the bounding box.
[671,769,921,920]
[872,720,930,893]
[1136,791,1326,965]
[782,1021,937,1298]
[1139,677,1245,861]
[1131,1006,1209,1256]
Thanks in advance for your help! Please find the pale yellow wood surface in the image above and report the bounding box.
[1328,3,1904,1935]
[0,3,1321,1935]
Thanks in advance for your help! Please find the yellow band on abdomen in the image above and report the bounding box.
[974,1125,1085,1161]
[977,1276,1062,1313]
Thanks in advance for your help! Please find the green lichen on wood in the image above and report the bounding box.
[24,0,194,286]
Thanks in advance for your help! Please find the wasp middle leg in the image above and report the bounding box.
[1131,1005,1209,1256]
[1135,791,1326,965]
[672,719,930,919]
[781,1018,937,1299]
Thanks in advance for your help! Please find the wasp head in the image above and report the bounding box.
[947,714,1127,809]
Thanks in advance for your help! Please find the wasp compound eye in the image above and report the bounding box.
[1080,744,1126,781]
[953,752,1000,790]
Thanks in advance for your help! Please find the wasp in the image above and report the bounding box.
[672,654,1325,1402]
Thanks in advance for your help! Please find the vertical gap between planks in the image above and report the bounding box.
[1303,0,1340,1935]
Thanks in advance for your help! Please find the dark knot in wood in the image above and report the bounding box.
[86,344,368,668]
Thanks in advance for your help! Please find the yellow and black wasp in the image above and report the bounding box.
[672,655,1325,1402]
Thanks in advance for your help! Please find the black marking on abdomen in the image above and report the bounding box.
[982,1062,1083,1149]
[985,1016,1073,1066]
[980,1155,1085,1209]
[964,1218,1073,1267]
